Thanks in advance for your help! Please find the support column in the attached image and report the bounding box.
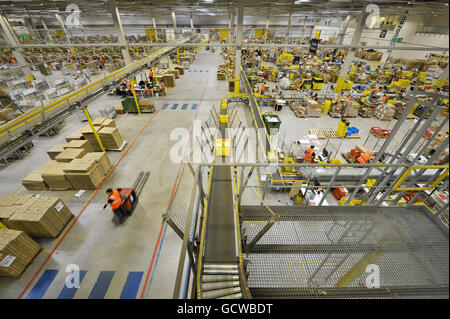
[301,16,307,43]
[338,15,351,46]
[439,63,449,81]
[190,15,194,30]
[152,17,158,41]
[234,0,244,94]
[109,1,132,65]
[40,18,53,42]
[229,4,235,41]
[264,14,269,44]
[0,14,32,77]
[381,11,411,63]
[285,11,293,44]
[55,13,73,52]
[24,17,41,40]
[338,10,368,79]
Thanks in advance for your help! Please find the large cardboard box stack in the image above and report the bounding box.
[7,197,73,238]
[174,65,184,75]
[163,74,176,87]
[306,102,322,117]
[0,194,35,226]
[169,69,180,79]
[373,103,396,121]
[41,161,72,190]
[83,152,112,176]
[81,126,102,151]
[22,161,54,190]
[0,229,41,278]
[64,139,94,153]
[47,144,66,160]
[343,101,360,118]
[55,147,87,163]
[0,107,14,121]
[65,130,85,143]
[98,127,123,149]
[63,157,104,189]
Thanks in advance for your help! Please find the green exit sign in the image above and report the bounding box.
[392,37,403,43]
[19,34,30,40]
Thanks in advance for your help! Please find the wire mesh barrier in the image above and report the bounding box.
[241,205,449,299]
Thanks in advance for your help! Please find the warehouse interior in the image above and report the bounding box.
[0,0,448,300]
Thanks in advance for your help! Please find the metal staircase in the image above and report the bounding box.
[201,264,243,299]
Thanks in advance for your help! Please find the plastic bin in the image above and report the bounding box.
[263,114,281,133]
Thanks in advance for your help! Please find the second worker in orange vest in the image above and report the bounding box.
[304,146,315,163]
[357,151,373,164]
[106,188,127,223]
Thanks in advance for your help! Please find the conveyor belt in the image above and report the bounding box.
[198,98,246,299]
[204,126,236,263]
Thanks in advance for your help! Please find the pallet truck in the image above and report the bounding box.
[103,170,150,224]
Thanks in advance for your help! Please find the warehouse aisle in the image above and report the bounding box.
[0,49,229,299]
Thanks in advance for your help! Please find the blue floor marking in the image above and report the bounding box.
[200,70,203,72]
[161,103,169,110]
[192,104,198,110]
[88,271,115,299]
[120,272,144,299]
[57,270,87,299]
[206,70,209,72]
[171,103,178,110]
[194,70,197,72]
[181,103,188,110]
[27,270,59,299]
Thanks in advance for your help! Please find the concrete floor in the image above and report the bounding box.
[0,48,228,299]
[0,48,447,299]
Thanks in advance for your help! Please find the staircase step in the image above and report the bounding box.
[217,293,243,299]
[202,281,240,292]
[202,274,239,283]
[202,287,241,299]
[204,264,238,271]
[203,269,239,275]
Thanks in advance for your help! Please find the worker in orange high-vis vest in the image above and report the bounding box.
[105,188,127,223]
[161,81,167,96]
[261,82,266,95]
[148,69,154,84]
[379,94,387,103]
[304,145,315,163]
[357,151,373,164]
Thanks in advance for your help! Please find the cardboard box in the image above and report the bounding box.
[0,229,41,278]
[114,105,124,114]
[41,161,72,190]
[47,144,66,160]
[83,152,112,175]
[55,147,87,163]
[98,127,123,149]
[7,197,73,237]
[65,130,85,143]
[64,139,94,153]
[22,161,54,191]
[64,158,104,189]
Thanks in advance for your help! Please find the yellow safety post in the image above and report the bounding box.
[129,78,141,115]
[0,221,7,229]
[152,67,158,84]
[234,76,240,94]
[83,107,106,152]
[167,55,171,71]
[183,47,186,56]
[177,49,180,64]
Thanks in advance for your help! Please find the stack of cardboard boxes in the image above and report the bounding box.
[6,196,73,238]
[22,117,116,190]
[0,229,41,278]
[373,103,396,121]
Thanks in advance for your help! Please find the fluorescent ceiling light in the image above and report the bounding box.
[295,0,311,3]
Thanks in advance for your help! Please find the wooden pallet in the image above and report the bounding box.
[309,129,361,139]
[309,129,340,139]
